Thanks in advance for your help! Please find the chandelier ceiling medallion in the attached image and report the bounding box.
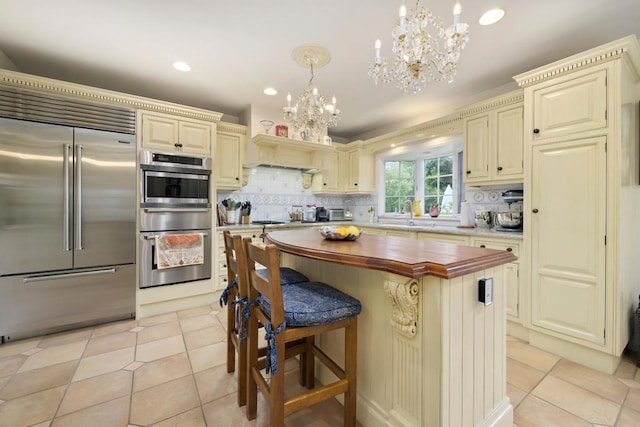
[368,1,470,93]
[283,45,340,140]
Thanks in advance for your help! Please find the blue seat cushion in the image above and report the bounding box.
[258,281,361,327]
[256,267,309,285]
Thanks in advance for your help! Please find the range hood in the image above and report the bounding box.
[245,134,334,173]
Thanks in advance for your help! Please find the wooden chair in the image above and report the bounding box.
[220,231,310,407]
[243,238,361,426]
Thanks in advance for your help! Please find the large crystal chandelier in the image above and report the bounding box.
[368,1,469,94]
[283,45,340,140]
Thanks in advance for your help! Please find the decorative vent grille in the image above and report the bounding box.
[0,85,135,134]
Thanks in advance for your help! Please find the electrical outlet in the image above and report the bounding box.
[478,278,493,306]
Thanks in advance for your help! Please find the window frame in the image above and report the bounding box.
[379,137,464,218]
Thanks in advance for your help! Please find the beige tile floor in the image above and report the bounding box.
[0,304,639,426]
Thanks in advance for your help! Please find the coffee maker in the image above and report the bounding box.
[316,207,329,222]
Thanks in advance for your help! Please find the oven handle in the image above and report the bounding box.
[142,208,210,213]
[143,232,209,240]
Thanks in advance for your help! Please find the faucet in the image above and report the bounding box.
[404,199,415,226]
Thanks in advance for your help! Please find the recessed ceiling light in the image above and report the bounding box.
[478,8,505,26]
[172,61,191,72]
[263,87,278,96]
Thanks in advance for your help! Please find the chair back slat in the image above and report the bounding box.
[244,240,286,328]
[223,231,249,297]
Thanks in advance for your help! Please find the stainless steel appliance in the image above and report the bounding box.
[316,207,329,222]
[139,150,212,288]
[328,208,352,221]
[0,88,137,341]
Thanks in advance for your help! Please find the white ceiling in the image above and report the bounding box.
[0,0,638,140]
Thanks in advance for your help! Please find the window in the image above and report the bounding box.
[381,138,463,217]
[384,160,415,213]
[424,155,453,214]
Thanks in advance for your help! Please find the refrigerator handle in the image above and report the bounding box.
[63,144,71,251]
[75,144,83,250]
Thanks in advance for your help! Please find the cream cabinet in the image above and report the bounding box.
[215,228,262,291]
[417,232,469,245]
[530,68,607,142]
[463,98,524,185]
[358,227,386,236]
[515,36,640,373]
[140,111,212,155]
[215,124,246,189]
[471,237,522,323]
[343,147,375,194]
[311,150,341,193]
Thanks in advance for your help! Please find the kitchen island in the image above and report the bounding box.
[265,229,516,427]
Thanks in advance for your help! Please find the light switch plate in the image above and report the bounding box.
[478,278,493,306]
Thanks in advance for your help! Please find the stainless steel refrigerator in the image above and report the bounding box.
[0,116,136,341]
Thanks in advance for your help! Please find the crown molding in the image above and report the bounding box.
[514,34,640,87]
[216,121,247,134]
[455,90,524,118]
[0,68,223,122]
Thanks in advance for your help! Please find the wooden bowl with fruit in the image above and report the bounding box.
[319,225,362,241]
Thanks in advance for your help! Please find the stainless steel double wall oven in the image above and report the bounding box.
[139,150,212,288]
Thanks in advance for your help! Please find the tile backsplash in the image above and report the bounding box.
[217,166,523,224]
[216,166,375,223]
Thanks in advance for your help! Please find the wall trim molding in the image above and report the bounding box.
[0,69,223,122]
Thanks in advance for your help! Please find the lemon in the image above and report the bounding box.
[347,226,360,237]
[336,226,350,237]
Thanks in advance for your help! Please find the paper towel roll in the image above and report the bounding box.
[460,201,472,226]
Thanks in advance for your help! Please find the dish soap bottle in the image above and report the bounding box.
[412,200,422,217]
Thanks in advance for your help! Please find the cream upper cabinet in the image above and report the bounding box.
[530,68,607,142]
[312,150,341,193]
[344,148,375,193]
[463,114,490,181]
[530,137,607,345]
[215,124,246,189]
[463,100,524,185]
[140,111,212,155]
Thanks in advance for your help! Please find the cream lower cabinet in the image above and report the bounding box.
[470,237,521,323]
[139,111,213,155]
[417,232,469,245]
[215,228,262,291]
[215,124,246,189]
[463,92,524,185]
[530,137,607,345]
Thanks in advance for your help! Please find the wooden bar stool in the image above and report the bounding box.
[220,231,310,407]
[243,239,361,426]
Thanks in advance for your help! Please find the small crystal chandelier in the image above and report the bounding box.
[368,1,469,94]
[283,45,340,140]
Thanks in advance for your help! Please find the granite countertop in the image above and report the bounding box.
[218,220,523,241]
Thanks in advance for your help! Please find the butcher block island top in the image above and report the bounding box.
[265,229,517,279]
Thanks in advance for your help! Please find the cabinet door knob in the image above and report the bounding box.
[533,128,540,134]
[466,170,471,175]
[532,208,539,213]
[506,247,513,252]
[479,244,486,248]
[354,183,358,186]
[497,166,503,171]
[235,177,239,181]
